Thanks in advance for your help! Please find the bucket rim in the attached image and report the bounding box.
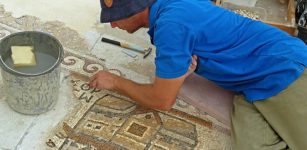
[0,31,63,77]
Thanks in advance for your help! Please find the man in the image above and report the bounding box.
[90,0,307,149]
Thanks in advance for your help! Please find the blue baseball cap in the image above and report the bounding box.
[100,0,156,23]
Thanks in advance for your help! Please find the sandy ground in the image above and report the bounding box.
[1,0,101,34]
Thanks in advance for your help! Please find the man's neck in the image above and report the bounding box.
[141,7,150,28]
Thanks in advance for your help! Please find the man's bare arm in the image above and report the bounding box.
[89,71,185,110]
[89,55,197,110]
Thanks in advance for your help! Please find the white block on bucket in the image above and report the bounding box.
[11,46,37,67]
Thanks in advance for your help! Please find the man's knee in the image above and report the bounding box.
[231,96,287,150]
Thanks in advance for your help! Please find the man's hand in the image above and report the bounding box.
[185,55,198,77]
[89,70,118,90]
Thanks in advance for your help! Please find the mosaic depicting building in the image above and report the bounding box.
[44,49,230,150]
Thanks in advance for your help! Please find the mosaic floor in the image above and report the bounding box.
[45,49,230,150]
[0,5,231,150]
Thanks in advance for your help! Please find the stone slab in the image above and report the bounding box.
[179,73,234,127]
[0,97,35,149]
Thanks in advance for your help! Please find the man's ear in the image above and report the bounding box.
[104,0,113,8]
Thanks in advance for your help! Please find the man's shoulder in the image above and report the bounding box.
[154,0,216,26]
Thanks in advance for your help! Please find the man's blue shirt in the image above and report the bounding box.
[148,0,307,102]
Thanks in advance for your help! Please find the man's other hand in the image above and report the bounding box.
[185,55,198,77]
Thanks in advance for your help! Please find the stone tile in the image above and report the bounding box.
[83,31,101,52]
[86,111,126,127]
[112,134,147,150]
[77,113,120,141]
[117,117,159,144]
[160,115,197,140]
[0,97,36,149]
[95,95,135,110]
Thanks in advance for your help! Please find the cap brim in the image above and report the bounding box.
[100,0,155,23]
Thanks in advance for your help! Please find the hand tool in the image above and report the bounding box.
[101,37,152,59]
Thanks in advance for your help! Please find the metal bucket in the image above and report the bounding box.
[0,31,63,115]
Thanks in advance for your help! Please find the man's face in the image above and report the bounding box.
[110,9,147,33]
[110,18,140,33]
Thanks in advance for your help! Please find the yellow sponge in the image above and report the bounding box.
[11,46,37,67]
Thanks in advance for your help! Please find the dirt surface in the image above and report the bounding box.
[256,0,289,24]
[0,5,89,53]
